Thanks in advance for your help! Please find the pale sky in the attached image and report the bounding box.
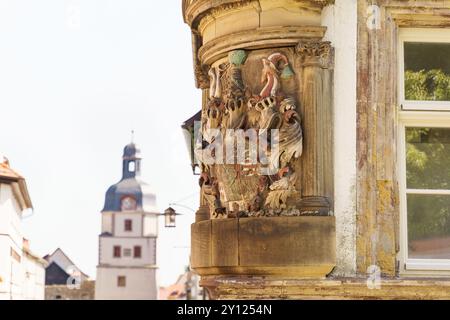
[0,0,200,287]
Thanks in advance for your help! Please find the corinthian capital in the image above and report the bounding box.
[297,41,331,57]
[296,41,333,68]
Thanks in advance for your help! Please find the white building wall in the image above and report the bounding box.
[9,261,21,300]
[97,207,158,300]
[101,212,113,234]
[322,0,358,276]
[114,212,143,237]
[0,184,23,246]
[95,267,157,300]
[0,184,25,300]
[143,215,158,237]
[99,237,156,266]
[22,254,45,300]
[0,237,12,299]
[0,183,45,300]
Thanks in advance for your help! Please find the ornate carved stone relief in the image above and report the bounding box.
[195,48,316,219]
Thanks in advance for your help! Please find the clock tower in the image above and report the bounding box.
[95,142,158,300]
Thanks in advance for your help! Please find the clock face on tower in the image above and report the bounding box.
[121,196,137,211]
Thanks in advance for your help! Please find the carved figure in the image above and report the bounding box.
[270,97,303,172]
[208,67,222,99]
[199,173,226,218]
[197,50,303,218]
[259,53,293,98]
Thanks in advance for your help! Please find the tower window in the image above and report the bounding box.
[124,219,132,231]
[128,161,135,172]
[134,246,142,258]
[117,276,126,287]
[113,246,121,258]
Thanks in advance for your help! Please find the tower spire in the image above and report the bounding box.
[131,130,134,143]
[122,140,141,179]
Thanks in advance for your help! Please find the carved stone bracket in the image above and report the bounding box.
[184,0,337,294]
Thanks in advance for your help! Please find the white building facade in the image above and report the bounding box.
[95,143,158,300]
[0,159,46,300]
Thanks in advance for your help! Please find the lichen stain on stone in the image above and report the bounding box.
[375,249,395,276]
[376,179,394,213]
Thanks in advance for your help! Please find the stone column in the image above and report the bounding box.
[296,41,334,213]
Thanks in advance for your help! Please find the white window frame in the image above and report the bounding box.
[398,28,450,275]
[398,28,450,111]
[398,113,450,273]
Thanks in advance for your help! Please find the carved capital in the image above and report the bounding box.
[296,41,333,68]
[296,41,331,57]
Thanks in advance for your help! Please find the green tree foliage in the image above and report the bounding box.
[405,69,450,101]
[406,128,450,242]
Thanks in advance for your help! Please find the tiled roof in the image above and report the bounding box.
[44,248,90,279]
[23,247,48,267]
[0,159,23,180]
[0,158,33,209]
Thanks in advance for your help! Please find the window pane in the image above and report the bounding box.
[134,246,141,258]
[406,127,450,189]
[404,42,450,101]
[123,248,131,257]
[117,276,126,287]
[113,246,121,258]
[408,194,450,259]
[124,219,132,231]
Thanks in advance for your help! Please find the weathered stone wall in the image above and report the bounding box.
[355,0,450,277]
[45,281,95,300]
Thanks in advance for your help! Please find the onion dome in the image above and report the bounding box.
[102,143,157,213]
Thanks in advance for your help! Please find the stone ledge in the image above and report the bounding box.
[201,276,450,299]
